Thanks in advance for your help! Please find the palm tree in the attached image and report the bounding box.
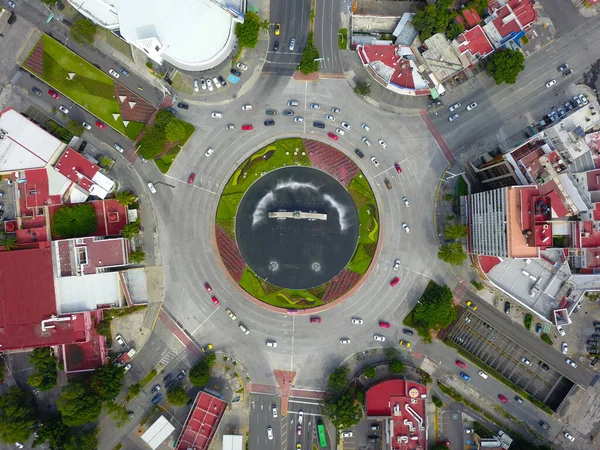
[1,234,18,251]
[115,190,137,206]
[129,250,145,264]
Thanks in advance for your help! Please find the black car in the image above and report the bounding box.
[266,109,277,115]
[538,361,549,371]
[31,87,42,97]
[264,120,275,126]
[151,384,161,394]
[504,301,511,314]
[273,41,279,51]
[165,379,176,389]
[354,148,364,159]
[177,369,186,380]
[312,121,325,129]
[402,328,414,336]
[563,68,573,76]
[230,68,242,77]
[283,110,294,116]
[166,107,177,115]
[177,102,189,109]
[557,63,569,72]
[218,75,227,87]
[164,374,173,384]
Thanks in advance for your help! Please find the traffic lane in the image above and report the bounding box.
[439,405,463,448]
[250,393,281,450]
[460,292,595,386]
[539,0,589,37]
[314,0,343,73]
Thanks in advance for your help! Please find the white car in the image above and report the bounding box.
[194,79,200,92]
[298,410,303,424]
[325,114,335,121]
[124,363,132,372]
[116,334,127,347]
[226,308,236,320]
[564,432,575,442]
[478,370,488,379]
[294,116,304,123]
[289,38,296,51]
[351,318,363,325]
[373,334,385,342]
[403,197,410,207]
[579,93,589,105]
[213,77,222,88]
[362,137,372,147]
[206,79,213,91]
[566,358,577,368]
[239,324,250,335]
[361,123,370,131]
[237,62,248,71]
[242,104,252,111]
[561,342,568,354]
[225,124,235,130]
[15,444,23,449]
[340,338,351,344]
[546,79,557,88]
[466,102,477,111]
[521,357,531,366]
[402,223,410,233]
[557,325,566,336]
[113,143,124,153]
[58,105,69,114]
[108,69,120,78]
[331,107,341,114]
[573,95,582,106]
[335,128,345,135]
[7,1,15,7]
[449,102,461,112]
[205,147,214,157]
[341,121,351,130]
[370,156,379,167]
[310,103,320,110]
[267,427,273,440]
[272,406,277,417]
[393,259,400,270]
[378,139,388,149]
[82,122,92,130]
[341,431,353,438]
[448,113,459,122]
[211,112,224,118]
[147,182,156,194]
[266,340,277,347]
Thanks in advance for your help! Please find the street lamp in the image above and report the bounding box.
[314,57,324,62]
[440,171,464,183]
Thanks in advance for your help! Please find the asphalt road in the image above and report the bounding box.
[250,393,282,450]
[264,0,311,76]
[428,16,600,162]
[286,398,327,450]
[314,0,343,74]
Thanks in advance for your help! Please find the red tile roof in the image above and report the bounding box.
[18,169,62,217]
[456,25,494,60]
[491,5,522,37]
[462,8,482,28]
[508,0,538,28]
[175,391,227,450]
[479,256,502,273]
[54,149,99,193]
[0,245,88,350]
[585,248,600,268]
[64,310,106,371]
[586,169,600,191]
[48,199,127,239]
[580,221,600,248]
[358,45,418,91]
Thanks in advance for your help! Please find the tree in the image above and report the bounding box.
[57,382,101,427]
[167,385,189,406]
[28,347,58,391]
[445,21,464,40]
[432,444,451,450]
[445,223,468,240]
[164,120,186,142]
[362,366,376,379]
[129,250,146,264]
[65,120,84,137]
[322,390,363,430]
[0,387,36,444]
[189,353,216,386]
[105,402,131,428]
[70,19,97,45]
[412,282,456,341]
[486,48,525,85]
[40,0,59,5]
[432,395,444,407]
[385,347,398,360]
[138,126,166,160]
[122,220,141,239]
[438,242,467,266]
[95,319,111,337]
[353,80,371,97]
[51,204,97,238]
[235,12,261,48]
[0,233,17,251]
[412,0,456,41]
[63,428,98,450]
[32,414,70,449]
[99,156,114,170]
[88,364,125,401]
[115,190,137,206]
[389,360,405,374]
[128,383,141,397]
[327,366,349,392]
[298,32,320,75]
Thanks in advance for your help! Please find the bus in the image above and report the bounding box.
[317,423,327,448]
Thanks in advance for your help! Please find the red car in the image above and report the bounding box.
[327,132,338,140]
[48,89,59,99]
[95,121,105,129]
[188,173,196,185]
[242,124,253,131]
[394,163,402,173]
[456,360,466,369]
[211,296,219,306]
[310,317,322,324]
[379,321,391,328]
[204,282,212,293]
[390,277,400,287]
[498,394,508,404]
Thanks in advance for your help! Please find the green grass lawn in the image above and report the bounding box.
[457,175,468,196]
[124,121,145,140]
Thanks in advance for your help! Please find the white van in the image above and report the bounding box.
[478,370,488,379]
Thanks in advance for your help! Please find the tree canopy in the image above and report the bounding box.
[65,120,84,137]
[167,385,189,406]
[129,250,146,263]
[27,347,57,391]
[412,0,456,41]
[138,110,193,160]
[298,32,320,75]
[362,366,376,379]
[235,12,261,48]
[189,353,216,386]
[63,428,98,450]
[32,414,69,449]
[486,49,526,85]
[322,389,363,430]
[88,364,125,401]
[438,242,468,266]
[353,80,371,97]
[327,366,349,392]
[51,204,97,238]
[445,223,468,240]
[70,19,97,45]
[0,388,36,444]
[412,282,456,341]
[57,382,102,427]
[40,0,59,5]
[389,360,405,373]
[106,402,131,428]
[122,220,141,239]
[115,191,137,206]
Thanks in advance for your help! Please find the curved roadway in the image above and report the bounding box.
[149,75,450,389]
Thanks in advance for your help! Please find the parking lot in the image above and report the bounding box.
[446,311,575,411]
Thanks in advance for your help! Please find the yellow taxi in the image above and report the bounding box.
[399,340,411,348]
[275,23,281,35]
[201,344,213,352]
[466,300,477,311]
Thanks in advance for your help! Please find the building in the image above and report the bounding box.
[141,415,176,450]
[365,379,427,449]
[222,435,243,450]
[453,25,495,67]
[67,0,244,71]
[0,107,65,174]
[53,148,116,200]
[175,391,227,450]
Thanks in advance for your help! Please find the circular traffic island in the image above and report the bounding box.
[215,138,379,310]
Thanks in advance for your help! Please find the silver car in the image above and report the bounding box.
[448,113,459,122]
[370,156,379,167]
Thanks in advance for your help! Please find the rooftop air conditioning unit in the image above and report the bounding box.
[0,129,7,140]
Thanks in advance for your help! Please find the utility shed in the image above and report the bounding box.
[141,415,176,450]
[222,434,243,450]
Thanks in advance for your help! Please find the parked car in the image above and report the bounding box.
[449,103,461,112]
[456,360,467,369]
[58,105,69,114]
[351,318,363,325]
[264,120,275,126]
[504,301,511,314]
[266,341,277,347]
[561,342,568,354]
[362,137,371,147]
[373,334,385,342]
[226,309,236,320]
[402,328,413,336]
[390,277,400,287]
[313,121,325,129]
[384,178,392,189]
[151,384,161,394]
[521,356,531,366]
[557,325,566,336]
[546,79,557,88]
[294,116,304,122]
[536,323,542,333]
[239,324,250,335]
[177,102,189,109]
[566,358,578,368]
[237,62,248,71]
[82,122,92,130]
[119,68,130,76]
[310,103,320,109]
[266,109,277,115]
[341,431,353,437]
[48,89,59,99]
[402,223,410,233]
[370,156,379,167]
[448,113,459,121]
[354,148,364,158]
[283,110,295,116]
[31,87,42,96]
[399,340,411,348]
[211,112,224,118]
[378,139,388,149]
[289,38,296,51]
[361,123,370,131]
[230,68,242,77]
[273,41,279,51]
[379,321,391,328]
[151,393,163,405]
[116,334,127,348]
[393,259,401,270]
[538,361,549,370]
[563,432,575,442]
[460,372,471,381]
[515,396,524,404]
[341,121,351,130]
[339,338,351,344]
[108,69,120,78]
[194,79,200,92]
[466,102,477,111]
[557,63,569,72]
